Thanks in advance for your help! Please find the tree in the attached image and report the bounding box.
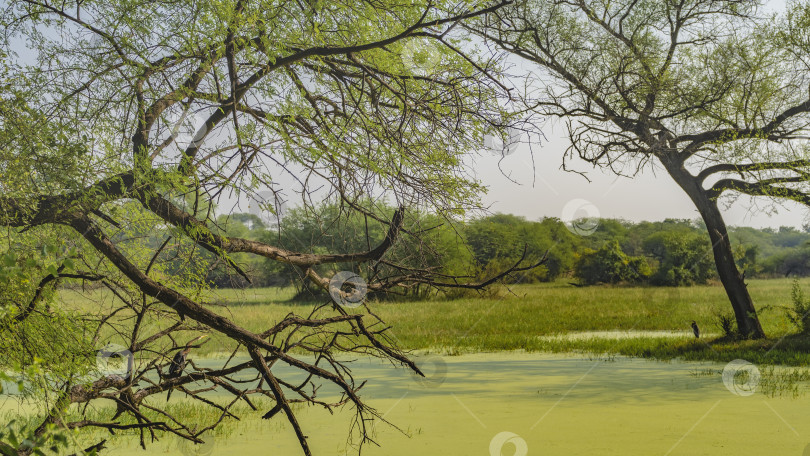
[465,214,575,282]
[643,230,715,285]
[574,240,650,285]
[0,1,543,455]
[762,244,810,277]
[478,0,810,337]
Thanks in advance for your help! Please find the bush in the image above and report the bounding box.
[574,240,650,285]
[761,246,810,277]
[785,279,810,334]
[714,312,737,338]
[643,230,715,286]
[465,215,579,283]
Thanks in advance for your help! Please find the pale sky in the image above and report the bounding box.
[474,127,809,229]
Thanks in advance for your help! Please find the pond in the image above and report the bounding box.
[88,352,810,456]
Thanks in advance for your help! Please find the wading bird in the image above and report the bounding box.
[691,321,700,339]
[166,335,207,401]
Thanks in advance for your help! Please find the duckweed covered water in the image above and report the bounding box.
[77,352,810,455]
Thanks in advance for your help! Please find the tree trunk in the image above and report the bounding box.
[662,157,766,339]
[695,198,765,338]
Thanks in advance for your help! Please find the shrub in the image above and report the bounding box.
[643,230,715,286]
[574,240,650,285]
[714,312,737,338]
[785,279,810,334]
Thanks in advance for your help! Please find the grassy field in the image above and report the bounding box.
[60,277,810,365]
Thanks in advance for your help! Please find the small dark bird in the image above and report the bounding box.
[691,321,700,339]
[166,335,207,401]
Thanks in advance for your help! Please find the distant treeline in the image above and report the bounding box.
[201,204,810,289]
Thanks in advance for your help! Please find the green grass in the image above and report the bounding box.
[59,278,810,365]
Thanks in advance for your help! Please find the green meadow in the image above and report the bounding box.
[60,277,810,364]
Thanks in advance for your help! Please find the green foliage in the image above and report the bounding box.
[643,230,714,286]
[0,421,74,456]
[197,211,810,290]
[733,243,760,276]
[0,231,97,384]
[465,214,579,283]
[786,279,810,334]
[574,240,650,285]
[0,361,92,455]
[714,312,737,338]
[731,226,810,277]
[761,243,810,277]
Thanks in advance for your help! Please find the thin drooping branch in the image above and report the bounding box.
[248,347,312,456]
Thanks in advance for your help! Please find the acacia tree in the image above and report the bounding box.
[478,0,810,338]
[0,1,543,454]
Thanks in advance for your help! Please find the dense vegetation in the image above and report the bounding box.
[203,204,810,291]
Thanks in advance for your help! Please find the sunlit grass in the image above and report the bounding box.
[58,278,810,364]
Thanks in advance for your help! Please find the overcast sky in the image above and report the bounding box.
[473,126,809,229]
